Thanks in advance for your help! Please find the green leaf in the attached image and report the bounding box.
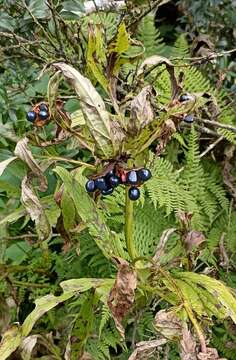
[53,63,115,159]
[54,166,126,258]
[47,70,62,113]
[176,272,236,323]
[24,0,49,20]
[60,0,85,20]
[0,325,22,360]
[61,190,76,231]
[60,278,114,293]
[109,22,130,54]
[87,23,108,92]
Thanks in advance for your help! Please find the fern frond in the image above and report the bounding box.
[171,33,190,58]
[138,14,165,57]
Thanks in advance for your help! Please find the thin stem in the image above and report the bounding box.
[38,155,95,169]
[125,187,138,260]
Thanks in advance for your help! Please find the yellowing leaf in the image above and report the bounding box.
[0,324,22,360]
[53,63,115,159]
[87,23,108,92]
[109,22,129,54]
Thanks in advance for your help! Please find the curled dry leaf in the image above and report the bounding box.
[108,258,137,338]
[14,137,47,192]
[153,228,176,263]
[154,309,182,340]
[20,335,38,360]
[183,230,205,252]
[180,326,197,360]
[21,176,51,241]
[128,85,155,134]
[197,347,227,360]
[53,62,115,159]
[0,324,22,360]
[128,339,167,360]
[137,55,181,99]
[156,119,176,156]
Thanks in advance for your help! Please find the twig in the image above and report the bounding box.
[127,0,170,31]
[198,118,236,134]
[199,135,224,158]
[171,48,236,63]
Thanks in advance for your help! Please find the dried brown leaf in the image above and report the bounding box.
[180,326,197,360]
[108,258,137,338]
[128,339,167,360]
[153,228,176,263]
[197,347,227,360]
[137,55,181,99]
[21,176,51,241]
[184,230,205,252]
[14,137,47,192]
[154,309,182,340]
[156,119,176,155]
[20,335,38,360]
[129,85,155,134]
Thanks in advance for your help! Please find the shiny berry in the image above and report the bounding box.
[39,103,48,111]
[108,175,120,188]
[95,177,108,191]
[128,187,140,201]
[127,170,138,185]
[85,179,96,193]
[101,187,113,196]
[26,111,37,122]
[106,169,115,177]
[38,110,49,120]
[183,114,194,123]
[179,94,191,102]
[138,168,152,182]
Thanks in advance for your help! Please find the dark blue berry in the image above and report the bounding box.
[38,110,49,120]
[39,103,48,111]
[138,168,152,182]
[127,170,138,185]
[108,175,120,188]
[85,179,96,193]
[183,114,194,123]
[26,111,37,122]
[95,177,108,191]
[128,187,140,201]
[179,94,191,102]
[101,187,113,196]
[106,169,115,177]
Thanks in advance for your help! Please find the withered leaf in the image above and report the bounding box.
[156,119,176,156]
[197,347,227,360]
[21,176,51,241]
[180,326,197,360]
[128,85,155,134]
[128,339,167,360]
[14,137,47,192]
[137,55,181,99]
[108,258,137,338]
[154,309,182,340]
[183,230,205,252]
[153,228,176,263]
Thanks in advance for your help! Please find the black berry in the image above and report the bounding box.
[128,187,140,201]
[101,187,113,196]
[85,179,96,193]
[127,170,138,185]
[38,110,49,120]
[179,94,191,102]
[183,114,194,123]
[39,103,48,112]
[138,168,152,182]
[108,175,120,188]
[106,169,115,177]
[26,111,37,122]
[95,177,108,191]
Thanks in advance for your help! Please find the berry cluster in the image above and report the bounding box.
[26,102,50,126]
[85,167,152,201]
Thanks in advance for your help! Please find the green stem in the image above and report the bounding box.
[125,187,138,260]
